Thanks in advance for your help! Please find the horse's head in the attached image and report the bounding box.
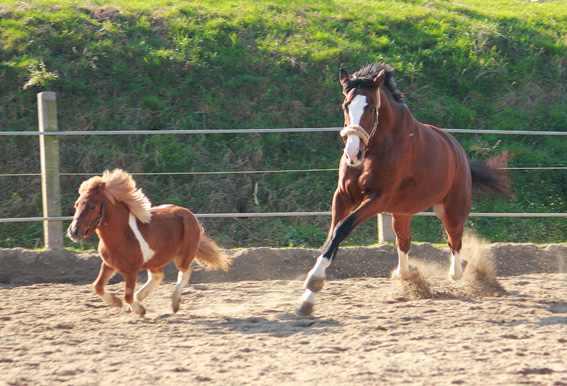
[339,67,386,167]
[67,179,107,242]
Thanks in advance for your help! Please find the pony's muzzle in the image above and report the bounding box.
[67,223,80,242]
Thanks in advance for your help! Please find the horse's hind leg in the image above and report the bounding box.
[171,247,198,313]
[93,262,122,308]
[391,214,412,279]
[437,204,466,280]
[171,267,192,313]
[135,270,164,303]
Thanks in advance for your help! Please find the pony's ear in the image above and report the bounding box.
[372,69,386,88]
[339,68,350,88]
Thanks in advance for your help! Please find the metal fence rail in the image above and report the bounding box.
[2,211,567,224]
[1,127,567,136]
[1,92,566,249]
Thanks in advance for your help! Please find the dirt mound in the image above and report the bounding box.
[0,242,565,285]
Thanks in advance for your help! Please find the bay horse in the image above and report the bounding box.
[298,63,510,315]
[67,169,231,316]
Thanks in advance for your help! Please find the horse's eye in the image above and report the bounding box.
[87,203,96,210]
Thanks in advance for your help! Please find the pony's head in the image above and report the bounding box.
[339,64,403,167]
[67,177,107,242]
[67,169,152,242]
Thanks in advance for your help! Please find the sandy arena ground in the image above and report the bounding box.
[0,242,566,385]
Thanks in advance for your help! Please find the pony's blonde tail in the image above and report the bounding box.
[195,232,231,271]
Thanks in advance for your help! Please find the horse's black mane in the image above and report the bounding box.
[345,63,404,103]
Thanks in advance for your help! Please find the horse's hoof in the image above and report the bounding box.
[130,302,146,317]
[391,266,415,281]
[304,275,325,292]
[449,265,463,281]
[296,301,314,317]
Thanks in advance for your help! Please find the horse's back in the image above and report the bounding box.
[143,204,201,259]
[417,123,472,212]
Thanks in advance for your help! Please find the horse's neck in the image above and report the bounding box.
[97,202,131,245]
[377,88,412,135]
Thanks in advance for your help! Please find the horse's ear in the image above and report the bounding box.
[372,69,386,87]
[339,68,350,88]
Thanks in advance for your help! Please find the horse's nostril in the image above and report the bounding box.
[357,150,363,159]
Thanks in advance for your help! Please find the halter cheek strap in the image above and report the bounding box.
[95,202,105,227]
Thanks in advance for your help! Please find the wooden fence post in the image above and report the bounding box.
[38,92,64,250]
[377,213,395,243]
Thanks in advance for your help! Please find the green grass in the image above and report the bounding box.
[1,0,567,248]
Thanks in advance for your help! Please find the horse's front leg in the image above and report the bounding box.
[93,262,122,308]
[123,272,146,316]
[298,194,381,316]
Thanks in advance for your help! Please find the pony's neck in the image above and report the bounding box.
[96,200,131,245]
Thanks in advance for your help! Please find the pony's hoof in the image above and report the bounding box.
[304,275,325,293]
[449,271,463,281]
[111,296,123,308]
[130,302,146,316]
[172,299,180,314]
[296,301,314,317]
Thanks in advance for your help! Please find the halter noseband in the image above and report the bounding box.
[339,104,379,146]
[340,125,370,146]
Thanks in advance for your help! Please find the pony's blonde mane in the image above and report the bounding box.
[79,169,152,223]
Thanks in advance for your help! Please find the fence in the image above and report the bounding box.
[2,92,567,250]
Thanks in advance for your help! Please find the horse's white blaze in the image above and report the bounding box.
[348,94,367,126]
[449,251,463,280]
[345,135,361,162]
[394,248,410,277]
[344,95,367,163]
[128,213,154,263]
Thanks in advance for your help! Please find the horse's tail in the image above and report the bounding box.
[469,151,513,198]
[194,229,232,272]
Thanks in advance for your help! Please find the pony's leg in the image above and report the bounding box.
[135,270,164,302]
[438,205,466,280]
[171,268,192,313]
[123,272,145,316]
[391,214,412,279]
[93,262,122,308]
[298,195,381,315]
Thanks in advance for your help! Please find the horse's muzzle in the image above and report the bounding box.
[66,223,81,242]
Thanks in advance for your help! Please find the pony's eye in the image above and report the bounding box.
[87,203,96,210]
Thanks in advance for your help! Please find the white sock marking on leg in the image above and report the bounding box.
[449,251,463,280]
[301,289,315,304]
[309,255,331,279]
[394,248,410,278]
[135,271,163,302]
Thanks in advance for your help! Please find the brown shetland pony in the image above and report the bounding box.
[298,64,510,315]
[67,169,231,316]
